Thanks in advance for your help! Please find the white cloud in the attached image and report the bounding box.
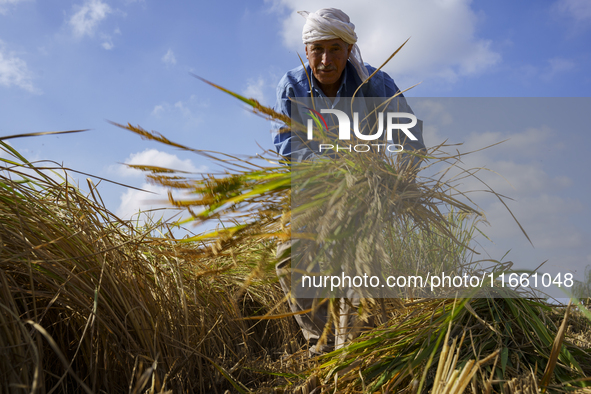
[432,126,584,255]
[555,0,591,23]
[443,126,572,199]
[463,126,554,158]
[151,104,164,116]
[408,98,589,278]
[413,102,584,255]
[412,100,454,145]
[116,182,176,221]
[149,95,208,126]
[270,0,500,84]
[99,28,120,50]
[117,183,208,235]
[69,0,112,38]
[162,49,176,66]
[0,0,30,15]
[243,76,267,103]
[543,57,576,80]
[515,57,577,83]
[174,100,190,116]
[483,194,585,250]
[0,41,37,93]
[115,148,205,178]
[115,150,207,221]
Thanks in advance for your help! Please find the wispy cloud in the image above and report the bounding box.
[100,28,120,50]
[516,57,576,82]
[242,76,267,103]
[449,125,572,199]
[412,98,587,265]
[555,0,591,23]
[542,57,576,80]
[69,0,112,38]
[162,49,176,66]
[151,104,164,116]
[149,95,208,128]
[0,0,30,15]
[116,182,182,221]
[114,148,205,178]
[0,41,38,93]
[114,149,206,221]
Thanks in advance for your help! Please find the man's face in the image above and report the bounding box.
[305,39,353,87]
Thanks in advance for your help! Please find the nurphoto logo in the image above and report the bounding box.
[305,107,418,153]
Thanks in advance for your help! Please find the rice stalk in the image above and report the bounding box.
[0,140,299,392]
[109,65,591,392]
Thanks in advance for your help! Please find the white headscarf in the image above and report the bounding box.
[298,8,369,82]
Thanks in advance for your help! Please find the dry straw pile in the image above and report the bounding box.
[110,69,591,392]
[2,40,591,392]
[0,141,299,393]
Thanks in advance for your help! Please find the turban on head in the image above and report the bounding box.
[298,8,369,82]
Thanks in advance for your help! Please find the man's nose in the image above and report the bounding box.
[321,51,333,65]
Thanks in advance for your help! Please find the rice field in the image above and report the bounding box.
[2,74,591,393]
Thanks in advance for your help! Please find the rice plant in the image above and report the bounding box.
[2,38,590,393]
[111,72,591,392]
[0,140,299,393]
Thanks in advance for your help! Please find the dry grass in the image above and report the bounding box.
[3,124,591,393]
[0,141,300,393]
[107,71,591,392]
[2,40,591,392]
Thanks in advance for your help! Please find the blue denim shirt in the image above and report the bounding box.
[272,61,426,162]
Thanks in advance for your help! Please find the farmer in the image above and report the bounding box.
[272,8,426,355]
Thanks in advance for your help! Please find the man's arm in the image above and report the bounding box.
[272,77,317,163]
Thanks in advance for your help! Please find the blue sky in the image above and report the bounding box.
[1,0,590,295]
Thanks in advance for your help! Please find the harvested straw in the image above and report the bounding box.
[110,68,591,393]
[0,141,299,392]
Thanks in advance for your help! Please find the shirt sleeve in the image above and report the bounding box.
[272,78,291,159]
[272,76,317,163]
